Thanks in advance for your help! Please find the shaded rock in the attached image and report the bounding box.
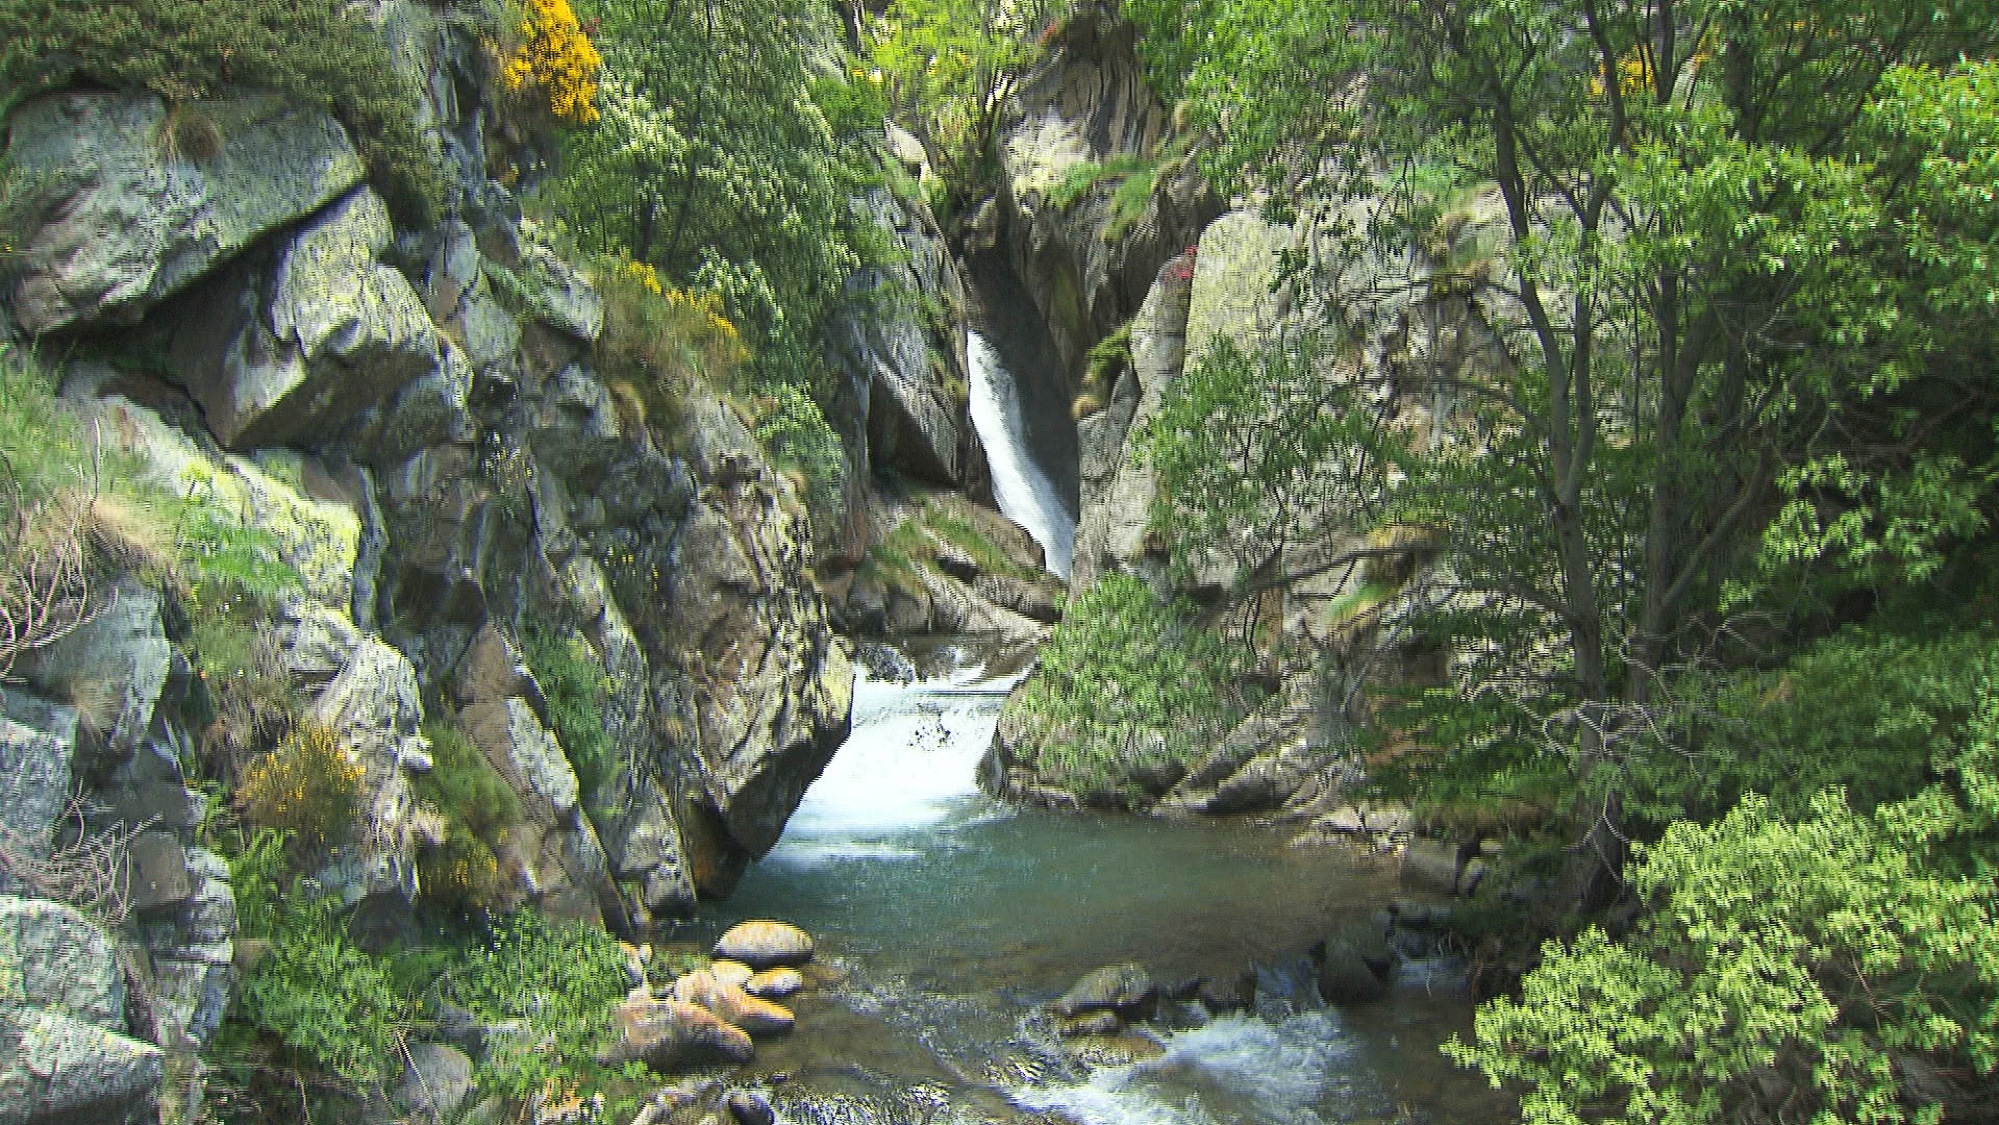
[0,1008,163,1125]
[4,91,364,335]
[21,581,169,761]
[1056,1010,1122,1037]
[170,187,440,449]
[1195,971,1256,1013]
[462,697,578,822]
[126,831,193,912]
[712,921,814,970]
[1053,963,1155,1018]
[150,957,234,1050]
[520,242,604,342]
[744,968,803,999]
[600,998,755,1070]
[1315,921,1394,1004]
[1401,837,1465,896]
[726,1090,776,1125]
[397,1042,475,1123]
[529,366,624,481]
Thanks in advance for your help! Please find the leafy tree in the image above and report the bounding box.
[865,0,1063,206]
[1149,0,1999,906]
[551,0,882,402]
[1451,647,1999,1122]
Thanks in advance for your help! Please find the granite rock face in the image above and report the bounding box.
[3,92,365,336]
[169,188,442,449]
[993,5,1220,388]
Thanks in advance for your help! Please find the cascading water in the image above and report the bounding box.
[967,331,1075,579]
[701,642,1516,1125]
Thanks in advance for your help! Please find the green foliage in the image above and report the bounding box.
[924,509,1042,582]
[549,0,878,413]
[237,719,364,854]
[443,911,630,1105]
[866,0,1061,206]
[753,382,848,520]
[414,718,520,914]
[236,895,412,1089]
[1047,154,1150,211]
[1451,779,1999,1125]
[1627,624,1999,827]
[0,0,444,224]
[0,344,84,516]
[522,625,616,800]
[1006,573,1255,806]
[223,827,288,941]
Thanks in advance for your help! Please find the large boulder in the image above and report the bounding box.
[666,394,854,893]
[0,897,125,1028]
[395,1042,475,1123]
[666,969,795,1036]
[169,187,441,449]
[1052,963,1156,1018]
[19,581,170,762]
[3,92,365,336]
[0,1009,163,1125]
[599,997,755,1071]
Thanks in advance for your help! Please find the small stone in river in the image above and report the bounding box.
[1057,1010,1122,1037]
[1052,963,1156,1017]
[709,960,755,988]
[745,968,804,999]
[714,920,815,969]
[727,1090,776,1125]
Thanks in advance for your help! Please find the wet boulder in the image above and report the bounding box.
[668,969,795,1037]
[600,998,756,1071]
[713,921,815,969]
[744,968,804,999]
[1052,962,1157,1018]
[1314,921,1394,1004]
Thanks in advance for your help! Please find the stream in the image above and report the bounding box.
[691,645,1517,1125]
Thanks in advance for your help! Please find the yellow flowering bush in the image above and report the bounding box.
[239,720,364,852]
[503,0,602,125]
[595,257,752,414]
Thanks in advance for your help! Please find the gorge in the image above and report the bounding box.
[5,0,1999,1123]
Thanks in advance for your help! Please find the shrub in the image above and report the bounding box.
[1006,573,1255,806]
[235,894,411,1090]
[444,911,630,1104]
[594,259,749,421]
[752,382,847,521]
[521,626,615,800]
[238,719,363,853]
[0,0,444,224]
[501,0,602,125]
[414,719,520,913]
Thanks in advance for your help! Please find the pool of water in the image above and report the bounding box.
[684,650,1516,1125]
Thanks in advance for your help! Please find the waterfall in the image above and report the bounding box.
[967,330,1075,579]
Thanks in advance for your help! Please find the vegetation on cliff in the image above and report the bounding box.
[1110,0,1999,1116]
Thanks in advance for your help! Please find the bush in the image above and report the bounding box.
[594,258,749,420]
[238,719,363,853]
[0,0,444,224]
[235,894,412,1090]
[1452,648,1999,1125]
[444,911,630,1104]
[521,626,615,800]
[501,0,602,125]
[752,382,847,520]
[1005,573,1255,806]
[414,719,520,913]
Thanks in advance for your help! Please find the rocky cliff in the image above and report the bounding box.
[0,10,882,1118]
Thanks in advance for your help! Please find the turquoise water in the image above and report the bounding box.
[691,655,1516,1125]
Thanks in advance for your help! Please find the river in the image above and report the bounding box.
[691,646,1517,1125]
